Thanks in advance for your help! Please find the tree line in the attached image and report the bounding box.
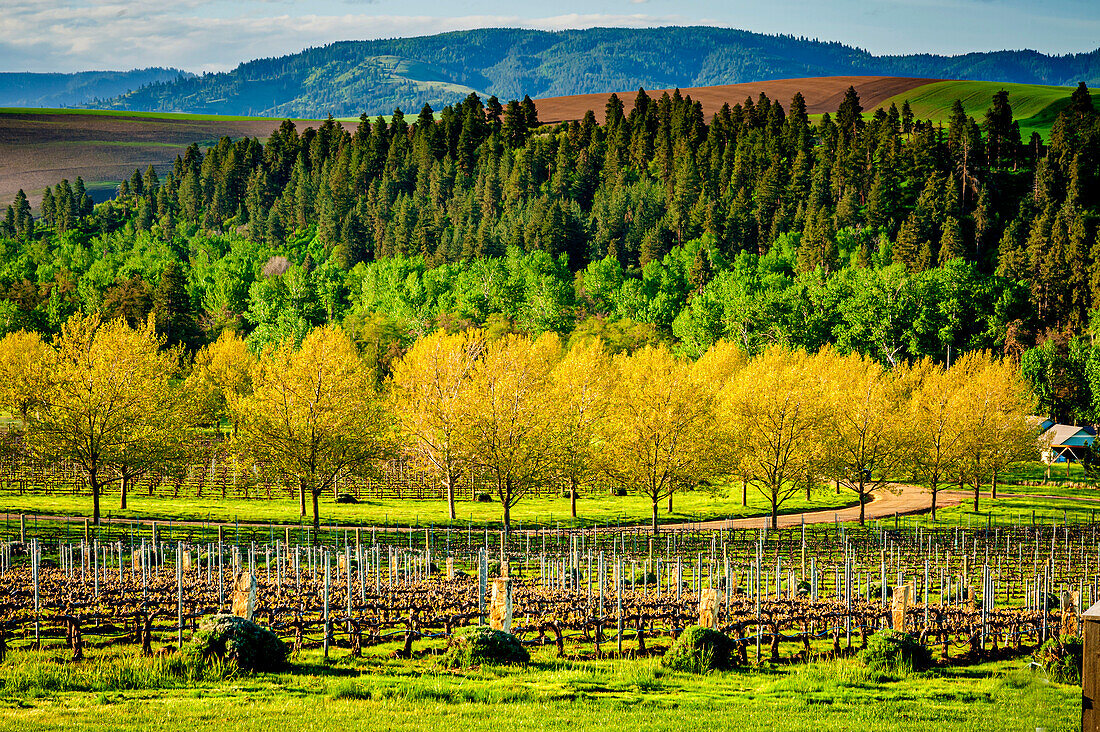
[0,316,1036,535]
[0,81,1097,416]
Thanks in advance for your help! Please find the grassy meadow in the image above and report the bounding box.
[0,643,1080,732]
[0,484,857,532]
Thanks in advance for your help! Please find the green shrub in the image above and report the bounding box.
[476,493,493,503]
[183,615,288,673]
[1032,634,1083,684]
[661,626,736,673]
[858,630,932,672]
[443,627,529,667]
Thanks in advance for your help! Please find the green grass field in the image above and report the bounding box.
[0,107,279,122]
[0,643,1079,732]
[873,80,1100,140]
[0,486,857,531]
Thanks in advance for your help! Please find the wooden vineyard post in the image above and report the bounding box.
[1082,601,1100,732]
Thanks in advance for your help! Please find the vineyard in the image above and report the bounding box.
[0,516,1093,666]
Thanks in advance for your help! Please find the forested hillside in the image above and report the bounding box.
[2,82,1099,424]
[95,27,1100,117]
[0,69,189,108]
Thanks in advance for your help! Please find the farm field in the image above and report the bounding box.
[533,75,937,123]
[873,79,1100,140]
[0,110,346,209]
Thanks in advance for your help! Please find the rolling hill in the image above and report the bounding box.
[0,69,190,108]
[873,79,1100,140]
[0,109,341,211]
[89,27,1100,118]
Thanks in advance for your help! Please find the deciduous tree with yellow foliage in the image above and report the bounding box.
[22,314,193,524]
[821,350,910,526]
[600,344,721,534]
[463,333,561,534]
[719,346,821,530]
[186,330,256,435]
[231,325,391,538]
[390,328,485,520]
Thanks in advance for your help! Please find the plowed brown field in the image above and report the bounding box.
[534,75,940,123]
[0,112,343,208]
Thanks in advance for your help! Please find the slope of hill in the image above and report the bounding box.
[873,79,1100,140]
[0,69,190,108]
[94,27,1100,118]
[534,76,937,123]
[0,110,337,210]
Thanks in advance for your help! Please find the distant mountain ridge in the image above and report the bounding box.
[0,69,191,108]
[32,27,1100,117]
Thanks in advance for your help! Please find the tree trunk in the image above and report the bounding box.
[311,489,320,544]
[570,478,577,518]
[741,480,747,506]
[120,474,129,510]
[91,475,101,525]
[973,479,980,512]
[299,477,307,518]
[859,479,866,526]
[930,480,938,523]
[991,472,998,500]
[771,491,778,530]
[667,493,673,512]
[445,470,456,521]
[651,498,659,536]
[503,501,511,537]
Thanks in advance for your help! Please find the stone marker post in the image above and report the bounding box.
[1064,591,1081,637]
[891,584,910,632]
[698,588,720,628]
[232,571,256,620]
[490,578,513,633]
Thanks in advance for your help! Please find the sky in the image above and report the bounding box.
[2,0,1099,74]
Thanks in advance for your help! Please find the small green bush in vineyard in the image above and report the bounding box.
[442,627,529,667]
[661,626,736,673]
[858,630,932,672]
[183,615,288,673]
[1032,634,1083,684]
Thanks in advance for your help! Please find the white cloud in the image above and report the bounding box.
[0,3,684,73]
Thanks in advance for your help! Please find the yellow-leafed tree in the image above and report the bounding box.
[464,333,561,534]
[23,314,193,524]
[953,351,1037,511]
[906,358,968,522]
[390,328,485,520]
[549,337,615,518]
[0,329,48,421]
[719,346,821,530]
[820,349,909,525]
[231,325,391,538]
[601,344,721,534]
[187,330,256,435]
